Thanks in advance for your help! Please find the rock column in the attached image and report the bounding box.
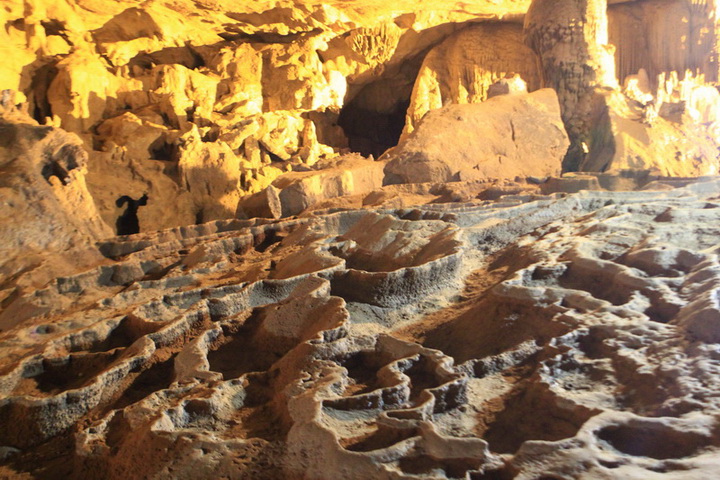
[524,0,617,171]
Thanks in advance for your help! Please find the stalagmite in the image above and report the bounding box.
[524,0,618,170]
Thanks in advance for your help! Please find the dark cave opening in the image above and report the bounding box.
[29,63,58,125]
[41,161,70,185]
[41,144,82,185]
[336,50,426,158]
[149,137,177,161]
[338,97,410,158]
[115,194,148,236]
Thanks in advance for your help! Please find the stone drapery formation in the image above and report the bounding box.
[609,0,720,85]
[522,0,720,175]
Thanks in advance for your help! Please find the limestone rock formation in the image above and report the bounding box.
[523,0,720,174]
[385,89,569,184]
[2,1,720,478]
[238,154,386,218]
[524,0,618,170]
[0,97,110,296]
[608,1,719,86]
[2,0,720,236]
[0,0,539,234]
[578,87,720,176]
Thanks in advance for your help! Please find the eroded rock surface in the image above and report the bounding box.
[403,22,541,136]
[0,99,111,302]
[2,0,720,477]
[1,178,720,479]
[0,0,538,233]
[239,154,386,219]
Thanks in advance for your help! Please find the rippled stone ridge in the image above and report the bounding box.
[2,179,720,479]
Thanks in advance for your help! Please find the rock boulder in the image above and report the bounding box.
[238,154,385,218]
[384,89,569,184]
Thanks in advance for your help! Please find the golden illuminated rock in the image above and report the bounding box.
[2,0,719,234]
[386,89,569,183]
[0,99,110,294]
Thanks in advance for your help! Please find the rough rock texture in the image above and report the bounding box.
[578,87,720,176]
[0,99,110,297]
[2,1,720,476]
[2,0,719,236]
[385,89,569,184]
[0,0,537,233]
[2,178,720,479]
[85,148,197,234]
[239,154,386,219]
[522,0,720,174]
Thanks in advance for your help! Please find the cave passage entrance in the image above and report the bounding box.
[336,51,425,159]
[338,96,410,158]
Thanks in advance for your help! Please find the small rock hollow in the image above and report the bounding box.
[115,193,149,235]
[597,423,706,460]
[338,96,409,158]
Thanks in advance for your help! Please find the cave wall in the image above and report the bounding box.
[1,0,719,235]
[0,97,111,289]
[0,0,535,233]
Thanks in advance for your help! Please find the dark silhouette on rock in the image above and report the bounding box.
[115,194,148,235]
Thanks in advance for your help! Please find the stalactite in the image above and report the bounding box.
[609,0,718,87]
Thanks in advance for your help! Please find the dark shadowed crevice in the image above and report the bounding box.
[127,44,206,76]
[597,423,707,460]
[337,49,428,158]
[41,19,74,47]
[28,63,59,125]
[149,137,177,161]
[338,97,409,158]
[116,194,149,235]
